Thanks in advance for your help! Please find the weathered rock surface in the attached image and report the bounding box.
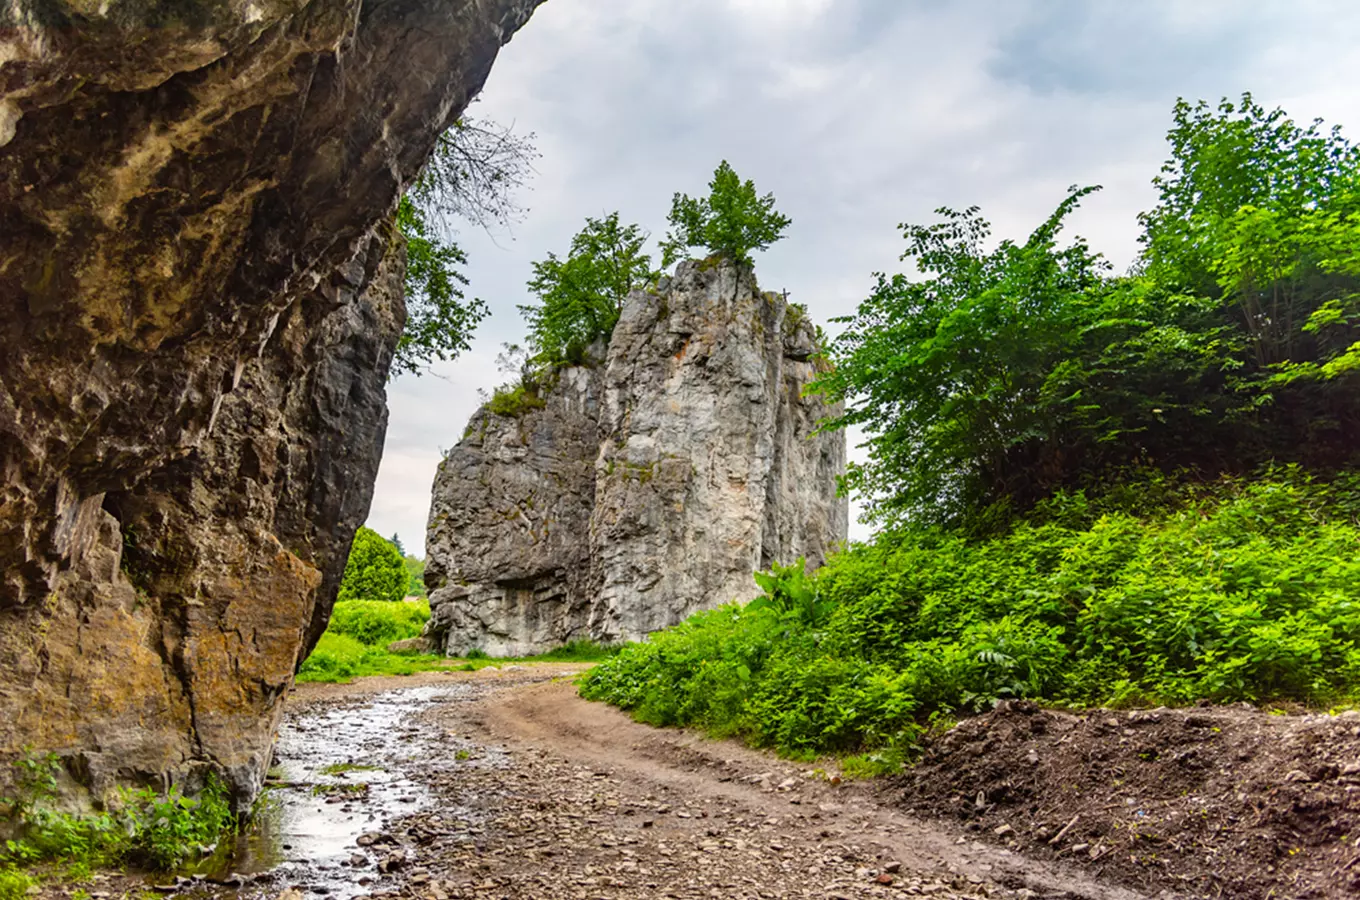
[426,260,848,656]
[0,0,543,810]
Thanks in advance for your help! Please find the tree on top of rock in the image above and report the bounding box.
[519,212,656,367]
[660,160,791,268]
[338,527,409,603]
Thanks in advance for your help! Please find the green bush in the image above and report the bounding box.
[1,759,234,873]
[581,473,1360,760]
[487,382,546,418]
[0,868,35,900]
[296,632,434,683]
[326,600,429,647]
[338,527,408,603]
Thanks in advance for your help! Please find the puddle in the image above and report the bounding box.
[180,684,506,899]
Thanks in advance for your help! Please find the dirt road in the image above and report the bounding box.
[62,666,1159,900]
[231,665,1152,900]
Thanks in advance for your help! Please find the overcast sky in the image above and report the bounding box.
[366,0,1360,555]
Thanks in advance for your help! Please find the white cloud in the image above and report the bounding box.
[363,0,1360,554]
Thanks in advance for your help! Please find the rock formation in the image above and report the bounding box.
[425,260,849,656]
[0,0,543,811]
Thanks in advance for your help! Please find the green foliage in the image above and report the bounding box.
[519,213,655,366]
[1,754,234,873]
[0,867,35,900]
[402,554,427,598]
[391,196,490,377]
[487,381,547,418]
[816,96,1360,530]
[325,599,429,647]
[338,527,409,604]
[581,474,1360,761]
[296,632,439,683]
[393,116,537,377]
[660,160,791,268]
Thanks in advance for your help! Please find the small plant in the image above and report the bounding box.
[0,867,35,900]
[317,763,381,777]
[0,758,234,873]
[660,160,791,268]
[487,382,546,418]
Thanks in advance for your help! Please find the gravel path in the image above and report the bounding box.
[50,666,1157,900]
[297,666,1150,900]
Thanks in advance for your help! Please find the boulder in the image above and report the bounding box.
[425,259,848,656]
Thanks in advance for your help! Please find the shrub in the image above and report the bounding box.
[338,527,408,603]
[581,474,1360,761]
[487,382,546,418]
[326,600,429,647]
[1,760,234,873]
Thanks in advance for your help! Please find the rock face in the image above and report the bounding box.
[426,260,848,656]
[0,0,543,811]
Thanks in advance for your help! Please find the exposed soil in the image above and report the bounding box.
[38,667,1358,900]
[895,700,1360,900]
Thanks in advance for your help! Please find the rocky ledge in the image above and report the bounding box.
[0,0,543,811]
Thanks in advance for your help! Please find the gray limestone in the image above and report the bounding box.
[426,260,848,656]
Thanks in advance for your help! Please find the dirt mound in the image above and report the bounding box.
[896,701,1360,898]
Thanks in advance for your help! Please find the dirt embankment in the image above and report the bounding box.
[896,700,1360,899]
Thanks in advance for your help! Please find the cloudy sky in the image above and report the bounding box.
[367,0,1360,554]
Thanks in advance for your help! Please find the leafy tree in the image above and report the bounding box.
[391,197,489,376]
[814,188,1122,526]
[817,97,1360,530]
[518,212,655,365]
[338,527,408,603]
[660,160,790,268]
[1139,93,1360,370]
[393,116,538,376]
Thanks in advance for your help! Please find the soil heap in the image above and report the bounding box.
[425,259,849,656]
[0,0,543,811]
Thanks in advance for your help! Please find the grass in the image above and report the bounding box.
[296,599,622,683]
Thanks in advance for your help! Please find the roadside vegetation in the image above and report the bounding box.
[298,596,619,684]
[581,95,1360,774]
[1,753,235,878]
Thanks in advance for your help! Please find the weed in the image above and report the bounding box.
[1,755,235,873]
[0,868,35,900]
[317,763,381,777]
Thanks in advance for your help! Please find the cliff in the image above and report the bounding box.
[0,0,543,810]
[425,260,849,656]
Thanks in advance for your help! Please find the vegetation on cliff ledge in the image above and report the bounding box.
[581,95,1360,772]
